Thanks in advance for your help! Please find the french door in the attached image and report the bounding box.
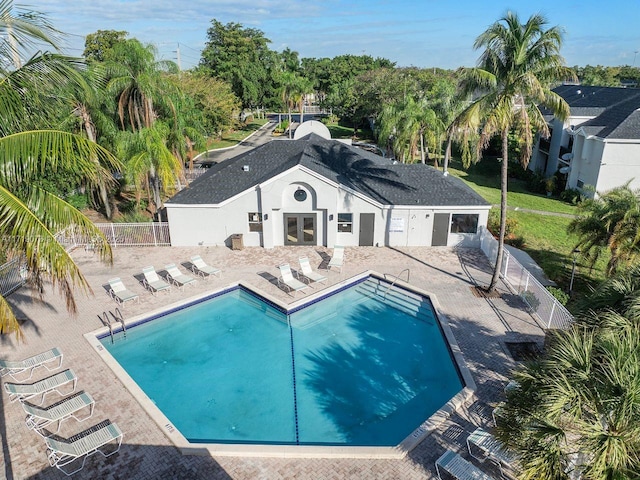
[284,213,316,245]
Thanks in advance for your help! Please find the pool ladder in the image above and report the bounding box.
[383,268,411,300]
[100,307,127,344]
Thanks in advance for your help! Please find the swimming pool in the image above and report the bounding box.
[88,273,474,457]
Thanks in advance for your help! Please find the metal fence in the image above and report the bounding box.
[479,226,573,330]
[55,222,171,249]
[0,257,25,297]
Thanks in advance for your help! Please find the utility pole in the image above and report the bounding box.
[175,43,182,73]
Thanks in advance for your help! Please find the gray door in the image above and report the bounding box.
[359,213,375,246]
[284,213,316,245]
[431,213,449,246]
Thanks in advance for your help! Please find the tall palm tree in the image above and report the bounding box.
[105,40,182,212]
[568,183,640,275]
[280,71,299,138]
[0,1,120,338]
[117,123,183,210]
[450,12,573,291]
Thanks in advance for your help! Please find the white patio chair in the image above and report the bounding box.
[4,369,77,404]
[298,257,327,286]
[0,347,63,382]
[327,245,344,272]
[45,421,123,476]
[435,449,496,480]
[23,391,95,435]
[164,263,197,289]
[107,278,139,306]
[467,427,518,479]
[277,264,310,296]
[142,266,171,294]
[189,255,222,279]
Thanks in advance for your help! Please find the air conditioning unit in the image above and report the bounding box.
[242,165,250,172]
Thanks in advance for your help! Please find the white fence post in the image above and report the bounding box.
[548,301,557,329]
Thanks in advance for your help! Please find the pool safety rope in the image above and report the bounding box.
[287,314,300,445]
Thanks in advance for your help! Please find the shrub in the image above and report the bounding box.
[547,286,570,306]
[65,193,88,210]
[521,290,540,311]
[560,188,582,205]
[505,236,526,248]
[488,210,519,237]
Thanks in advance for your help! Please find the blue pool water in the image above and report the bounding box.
[102,279,464,446]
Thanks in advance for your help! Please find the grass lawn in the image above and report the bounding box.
[447,162,578,215]
[325,122,375,141]
[202,119,269,150]
[447,157,606,300]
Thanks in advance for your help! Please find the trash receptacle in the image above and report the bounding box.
[231,234,244,250]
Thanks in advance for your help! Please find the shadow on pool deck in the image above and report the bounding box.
[1,246,545,479]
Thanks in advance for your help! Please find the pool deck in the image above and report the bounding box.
[0,245,545,479]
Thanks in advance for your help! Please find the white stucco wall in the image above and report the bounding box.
[167,165,490,248]
[595,141,640,193]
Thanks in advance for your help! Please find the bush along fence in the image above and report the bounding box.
[479,226,573,330]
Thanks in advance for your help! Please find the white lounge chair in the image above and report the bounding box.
[164,263,197,289]
[107,278,139,306]
[327,245,344,272]
[0,347,63,382]
[298,257,327,286]
[45,421,123,476]
[467,427,518,478]
[142,266,171,294]
[277,264,310,297]
[4,369,77,404]
[189,255,222,278]
[435,449,496,480]
[23,391,95,435]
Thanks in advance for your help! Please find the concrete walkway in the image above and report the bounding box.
[0,246,544,479]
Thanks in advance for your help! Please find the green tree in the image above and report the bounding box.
[200,20,275,108]
[0,0,120,337]
[83,29,128,63]
[568,183,640,275]
[498,323,640,480]
[450,12,573,292]
[168,72,240,138]
[105,39,183,212]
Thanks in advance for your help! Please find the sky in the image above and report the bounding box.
[36,0,640,70]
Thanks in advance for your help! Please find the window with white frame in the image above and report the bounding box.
[248,212,263,232]
[337,213,353,233]
[450,214,478,234]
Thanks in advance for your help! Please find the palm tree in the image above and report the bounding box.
[117,123,183,210]
[450,12,574,291]
[568,183,640,275]
[62,66,120,219]
[105,39,182,212]
[280,71,300,138]
[497,319,640,479]
[0,1,120,338]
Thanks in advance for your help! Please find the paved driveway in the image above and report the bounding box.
[0,246,543,479]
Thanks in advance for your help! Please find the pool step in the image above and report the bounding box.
[357,279,435,323]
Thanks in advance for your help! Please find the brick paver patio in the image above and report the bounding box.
[0,245,545,479]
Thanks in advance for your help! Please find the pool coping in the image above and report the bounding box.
[84,270,476,459]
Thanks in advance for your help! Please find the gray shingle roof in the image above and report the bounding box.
[550,85,640,139]
[167,134,488,208]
